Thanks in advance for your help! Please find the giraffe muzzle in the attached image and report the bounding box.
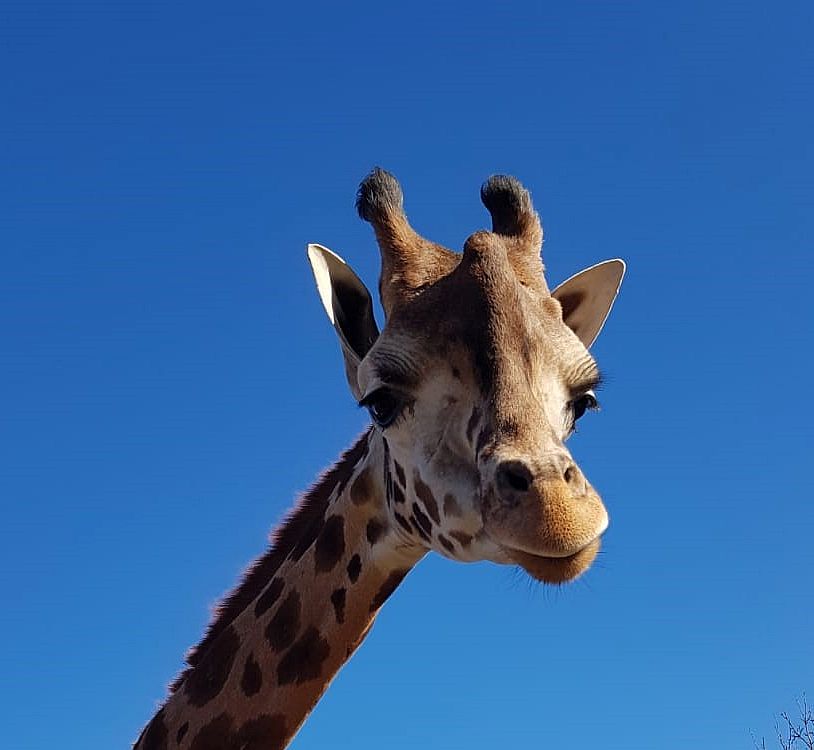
[481,453,609,582]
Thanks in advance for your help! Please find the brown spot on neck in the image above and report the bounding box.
[450,530,473,547]
[413,472,440,524]
[265,589,302,652]
[331,587,346,624]
[137,707,168,750]
[277,626,331,686]
[383,438,396,506]
[411,502,432,536]
[393,461,406,487]
[438,534,455,554]
[394,512,412,534]
[350,467,372,505]
[188,712,288,750]
[410,515,431,542]
[347,553,362,582]
[237,714,288,750]
[183,625,240,708]
[189,714,233,750]
[240,653,263,697]
[314,515,345,573]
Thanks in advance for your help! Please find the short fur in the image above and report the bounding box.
[169,431,371,693]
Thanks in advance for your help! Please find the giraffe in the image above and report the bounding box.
[134,169,625,750]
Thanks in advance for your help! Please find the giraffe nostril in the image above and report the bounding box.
[564,465,577,484]
[496,461,533,494]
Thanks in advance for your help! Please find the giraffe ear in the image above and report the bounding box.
[307,243,380,400]
[551,259,626,348]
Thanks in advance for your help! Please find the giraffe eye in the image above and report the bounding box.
[571,390,598,421]
[360,388,405,428]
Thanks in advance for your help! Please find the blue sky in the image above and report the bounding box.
[2,1,812,748]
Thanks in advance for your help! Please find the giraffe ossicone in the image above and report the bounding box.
[135,169,626,750]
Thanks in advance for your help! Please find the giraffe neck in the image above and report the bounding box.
[135,430,426,750]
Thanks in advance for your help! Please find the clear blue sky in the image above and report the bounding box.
[2,2,812,748]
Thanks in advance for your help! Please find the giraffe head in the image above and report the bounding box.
[309,169,624,584]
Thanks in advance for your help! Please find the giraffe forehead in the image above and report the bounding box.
[371,266,579,394]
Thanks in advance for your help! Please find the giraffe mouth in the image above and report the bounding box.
[504,538,601,584]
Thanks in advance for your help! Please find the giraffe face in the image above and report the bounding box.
[309,171,624,584]
[355,234,611,583]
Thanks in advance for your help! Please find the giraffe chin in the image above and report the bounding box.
[506,538,601,584]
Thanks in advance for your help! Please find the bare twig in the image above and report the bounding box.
[755,695,813,750]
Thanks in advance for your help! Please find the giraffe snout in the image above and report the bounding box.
[482,451,608,566]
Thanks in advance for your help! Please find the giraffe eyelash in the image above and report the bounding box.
[359,388,412,429]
